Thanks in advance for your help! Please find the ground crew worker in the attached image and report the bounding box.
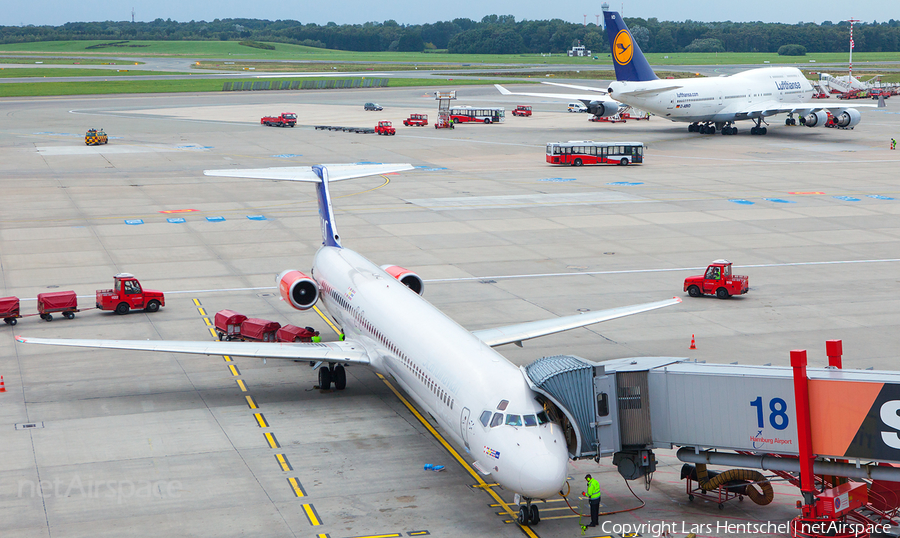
[582,474,602,527]
[892,138,896,150]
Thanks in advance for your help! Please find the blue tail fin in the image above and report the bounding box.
[311,165,342,248]
[602,8,658,82]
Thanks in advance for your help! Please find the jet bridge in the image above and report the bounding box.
[523,353,900,483]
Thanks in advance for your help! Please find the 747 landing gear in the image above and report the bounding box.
[317,363,347,390]
[750,117,768,135]
[785,114,798,126]
[720,122,738,135]
[516,498,541,525]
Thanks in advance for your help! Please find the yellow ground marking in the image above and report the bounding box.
[197,307,207,316]
[245,396,257,409]
[276,454,292,472]
[228,364,240,376]
[376,374,538,538]
[287,477,306,497]
[224,355,232,362]
[254,413,269,428]
[302,504,321,526]
[408,532,430,537]
[236,379,247,392]
[264,432,279,448]
[203,317,211,326]
[316,534,331,538]
[312,305,341,336]
[346,534,400,538]
[192,298,201,306]
[208,327,217,338]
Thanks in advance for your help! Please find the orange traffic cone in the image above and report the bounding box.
[0,375,6,392]
[689,335,696,350]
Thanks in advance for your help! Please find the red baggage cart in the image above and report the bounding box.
[214,310,247,341]
[1,296,21,325]
[275,325,320,343]
[240,318,281,342]
[36,291,78,321]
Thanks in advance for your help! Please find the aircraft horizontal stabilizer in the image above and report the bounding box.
[16,336,369,364]
[203,163,414,182]
[472,297,681,347]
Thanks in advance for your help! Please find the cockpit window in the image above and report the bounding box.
[479,410,491,427]
[497,400,509,411]
[505,414,522,427]
[523,415,537,427]
[490,413,504,428]
[536,411,550,424]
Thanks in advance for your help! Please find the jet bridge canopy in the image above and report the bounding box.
[522,355,620,459]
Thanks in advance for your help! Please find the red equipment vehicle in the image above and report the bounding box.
[403,114,428,126]
[374,120,396,135]
[1,296,21,325]
[96,273,165,315]
[512,105,532,117]
[870,89,891,100]
[240,318,281,342]
[589,115,626,123]
[275,325,320,343]
[214,310,247,341]
[683,260,749,299]
[37,291,78,321]
[261,113,297,127]
[546,141,644,166]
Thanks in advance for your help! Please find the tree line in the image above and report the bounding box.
[2,15,899,54]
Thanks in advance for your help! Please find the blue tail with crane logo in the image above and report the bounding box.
[602,8,658,82]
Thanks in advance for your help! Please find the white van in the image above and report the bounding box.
[567,102,587,113]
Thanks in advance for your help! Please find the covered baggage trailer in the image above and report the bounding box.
[1,296,21,325]
[275,325,320,343]
[36,291,78,321]
[240,318,281,342]
[214,310,247,341]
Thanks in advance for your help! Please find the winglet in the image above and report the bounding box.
[15,335,25,343]
[602,8,658,82]
[673,297,683,303]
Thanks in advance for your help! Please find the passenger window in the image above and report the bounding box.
[497,400,509,411]
[490,413,503,428]
[523,415,537,427]
[505,415,522,427]
[480,410,491,427]
[537,411,550,424]
[597,393,609,417]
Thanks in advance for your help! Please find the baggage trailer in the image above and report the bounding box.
[240,318,281,342]
[37,291,78,321]
[214,310,247,341]
[275,325,320,343]
[1,296,21,325]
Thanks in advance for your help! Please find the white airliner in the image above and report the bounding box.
[18,163,680,525]
[497,7,873,135]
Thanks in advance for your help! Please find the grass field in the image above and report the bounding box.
[0,40,895,66]
[0,56,145,65]
[0,68,190,78]
[0,77,525,98]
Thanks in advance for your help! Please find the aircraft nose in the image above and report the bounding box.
[518,452,568,498]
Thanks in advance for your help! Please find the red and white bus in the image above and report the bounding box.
[546,141,644,166]
[449,106,505,124]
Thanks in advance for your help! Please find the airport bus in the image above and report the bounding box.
[546,141,644,166]
[449,106,505,124]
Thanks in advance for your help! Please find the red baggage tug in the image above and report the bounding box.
[96,273,165,314]
[37,291,78,321]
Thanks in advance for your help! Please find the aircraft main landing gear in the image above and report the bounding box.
[720,122,738,135]
[750,117,768,135]
[516,497,541,525]
[317,363,347,390]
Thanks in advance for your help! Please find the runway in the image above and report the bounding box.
[1,85,899,537]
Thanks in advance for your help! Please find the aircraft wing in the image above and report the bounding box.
[734,100,878,117]
[494,84,618,105]
[540,81,609,94]
[203,163,414,182]
[472,297,681,347]
[15,336,370,364]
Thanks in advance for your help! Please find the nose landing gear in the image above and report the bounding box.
[516,497,541,525]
